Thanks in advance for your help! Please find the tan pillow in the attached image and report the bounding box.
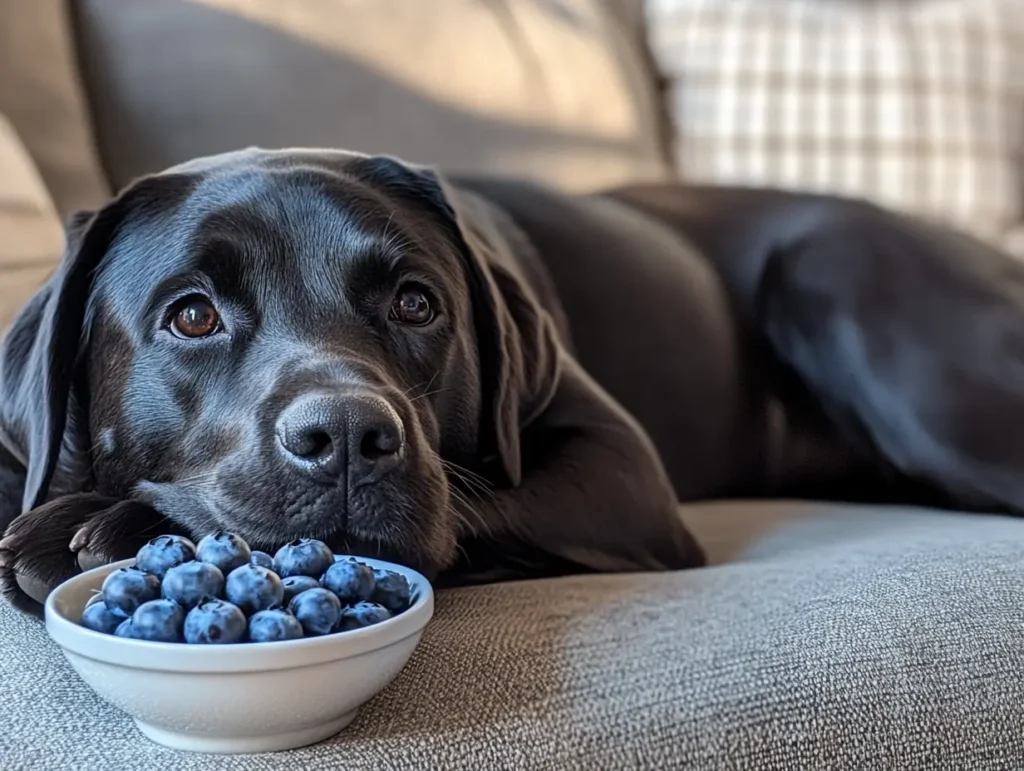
[75,0,670,193]
[0,114,64,332]
[648,0,1024,258]
[0,0,110,216]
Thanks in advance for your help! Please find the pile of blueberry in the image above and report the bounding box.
[79,532,412,644]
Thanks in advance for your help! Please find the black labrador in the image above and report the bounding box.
[3,148,1023,615]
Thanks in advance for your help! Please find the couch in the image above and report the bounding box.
[3,1,1024,768]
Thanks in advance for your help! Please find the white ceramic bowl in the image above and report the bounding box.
[44,557,434,754]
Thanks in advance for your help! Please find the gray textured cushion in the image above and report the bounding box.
[73,0,670,193]
[4,501,1024,769]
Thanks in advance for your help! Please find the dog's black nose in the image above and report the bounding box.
[275,393,404,483]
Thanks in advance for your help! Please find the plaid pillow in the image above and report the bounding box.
[646,0,1024,258]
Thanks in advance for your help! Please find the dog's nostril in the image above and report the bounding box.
[360,426,401,460]
[295,430,334,460]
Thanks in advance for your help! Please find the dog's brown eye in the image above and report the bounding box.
[170,297,221,339]
[389,286,434,326]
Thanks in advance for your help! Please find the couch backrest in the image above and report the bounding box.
[72,0,672,194]
[0,0,111,217]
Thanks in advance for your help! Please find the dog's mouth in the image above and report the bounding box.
[132,447,454,577]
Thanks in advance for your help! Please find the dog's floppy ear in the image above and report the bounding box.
[439,183,562,487]
[0,175,185,513]
[349,156,561,487]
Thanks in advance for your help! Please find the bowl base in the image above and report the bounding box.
[134,710,358,754]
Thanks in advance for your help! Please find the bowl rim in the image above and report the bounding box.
[45,557,434,673]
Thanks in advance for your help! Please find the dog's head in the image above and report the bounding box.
[0,149,560,576]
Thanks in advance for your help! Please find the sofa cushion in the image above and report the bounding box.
[647,0,1024,259]
[3,501,1024,769]
[73,0,671,194]
[0,113,64,332]
[0,0,110,216]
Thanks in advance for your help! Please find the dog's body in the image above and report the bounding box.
[3,148,1024,613]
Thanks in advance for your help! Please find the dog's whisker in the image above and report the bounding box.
[446,485,493,536]
[165,470,221,490]
[398,379,427,399]
[440,458,493,489]
[380,210,396,248]
[440,462,495,503]
[408,389,448,404]
[399,369,441,401]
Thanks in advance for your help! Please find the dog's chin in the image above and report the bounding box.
[134,470,456,578]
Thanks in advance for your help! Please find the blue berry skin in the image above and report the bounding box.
[132,599,186,642]
[273,539,334,579]
[183,599,247,644]
[250,551,275,571]
[248,609,304,642]
[195,531,252,575]
[102,567,161,616]
[338,555,369,565]
[282,575,320,605]
[114,619,136,638]
[371,569,411,612]
[320,560,375,603]
[161,561,226,609]
[134,535,196,579]
[225,564,285,616]
[336,601,392,632]
[288,588,342,636]
[333,555,365,564]
[81,602,127,634]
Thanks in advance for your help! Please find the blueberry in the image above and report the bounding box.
[195,531,252,575]
[333,555,364,564]
[371,569,411,612]
[273,538,334,579]
[331,552,368,565]
[102,566,161,616]
[161,561,226,609]
[320,560,375,603]
[250,551,275,571]
[132,599,186,642]
[84,592,107,609]
[282,575,320,604]
[248,608,304,642]
[81,601,127,634]
[134,534,196,578]
[336,601,392,632]
[114,619,136,638]
[183,599,247,644]
[225,564,285,616]
[288,588,342,636]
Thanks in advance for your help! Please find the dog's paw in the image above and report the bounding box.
[69,499,172,572]
[0,495,169,615]
[0,494,117,614]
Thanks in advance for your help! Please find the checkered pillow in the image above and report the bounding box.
[646,0,1024,258]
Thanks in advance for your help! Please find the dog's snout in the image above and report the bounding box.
[275,393,405,483]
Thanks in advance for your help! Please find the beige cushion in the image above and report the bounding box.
[0,0,110,216]
[0,114,63,332]
[647,0,1024,258]
[75,0,670,192]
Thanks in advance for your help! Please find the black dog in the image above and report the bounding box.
[2,148,1022,614]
